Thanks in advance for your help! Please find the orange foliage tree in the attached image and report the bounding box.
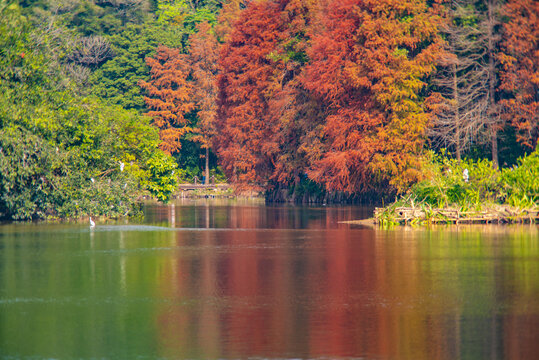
[302,0,444,193]
[139,46,195,155]
[188,21,220,182]
[215,0,247,43]
[499,0,539,150]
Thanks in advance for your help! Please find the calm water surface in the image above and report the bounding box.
[0,199,538,359]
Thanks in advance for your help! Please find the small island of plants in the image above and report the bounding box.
[375,150,539,225]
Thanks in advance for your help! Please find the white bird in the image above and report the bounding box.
[463,168,469,183]
[90,177,95,183]
[89,217,95,228]
[119,161,125,172]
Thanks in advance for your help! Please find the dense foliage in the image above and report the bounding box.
[0,1,177,220]
[212,0,537,199]
[409,151,502,208]
[1,0,537,220]
[392,147,538,212]
[501,149,539,206]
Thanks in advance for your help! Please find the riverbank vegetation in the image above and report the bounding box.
[0,0,180,219]
[214,0,537,202]
[1,0,537,220]
[376,149,539,224]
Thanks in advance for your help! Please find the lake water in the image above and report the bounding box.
[1,199,538,359]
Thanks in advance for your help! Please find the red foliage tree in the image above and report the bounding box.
[215,0,316,192]
[215,0,247,43]
[302,0,444,193]
[266,0,319,189]
[215,1,286,191]
[499,0,539,150]
[139,46,195,155]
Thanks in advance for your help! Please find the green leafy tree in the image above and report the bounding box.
[0,2,178,219]
[143,151,179,202]
[155,0,220,31]
[90,22,184,110]
[0,127,58,220]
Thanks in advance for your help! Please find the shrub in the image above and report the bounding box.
[410,151,500,208]
[0,127,57,220]
[501,150,539,207]
[143,151,178,203]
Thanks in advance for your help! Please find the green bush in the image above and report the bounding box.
[501,150,539,207]
[143,151,178,203]
[0,127,56,220]
[410,151,500,208]
[404,149,538,209]
[210,167,228,183]
[176,166,201,183]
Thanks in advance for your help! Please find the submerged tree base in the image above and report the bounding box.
[374,204,539,225]
[266,187,387,205]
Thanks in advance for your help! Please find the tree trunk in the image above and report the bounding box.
[205,147,210,185]
[487,0,499,169]
[491,127,498,168]
[453,62,461,161]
